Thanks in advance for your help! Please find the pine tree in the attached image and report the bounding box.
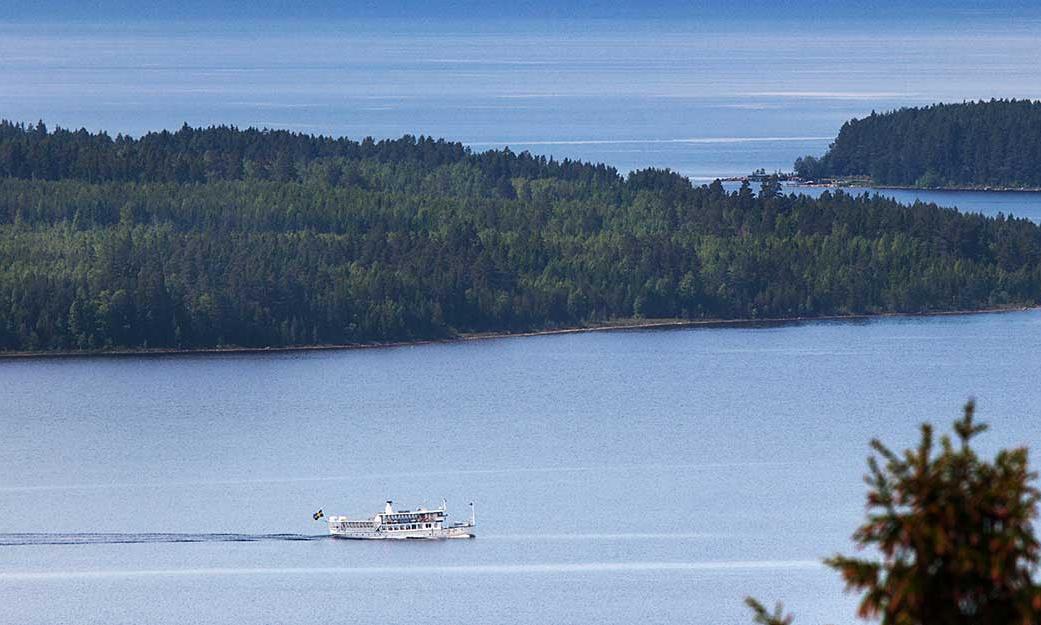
[744,598,794,625]
[826,400,1041,624]
[747,400,1041,624]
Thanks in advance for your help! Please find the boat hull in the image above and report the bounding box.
[329,526,475,540]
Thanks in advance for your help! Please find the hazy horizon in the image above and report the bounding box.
[5,11,1041,179]
[10,0,1041,21]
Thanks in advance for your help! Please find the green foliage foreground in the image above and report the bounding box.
[749,401,1041,624]
[1,122,1040,352]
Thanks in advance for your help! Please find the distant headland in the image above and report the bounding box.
[791,99,1041,191]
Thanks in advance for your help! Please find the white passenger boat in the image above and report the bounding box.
[316,500,475,540]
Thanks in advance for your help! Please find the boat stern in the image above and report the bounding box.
[445,524,476,539]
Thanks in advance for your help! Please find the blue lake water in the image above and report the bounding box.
[3,309,1041,625]
[794,186,1041,222]
[720,182,1041,222]
[5,8,1041,624]
[4,17,1041,220]
[2,17,1041,178]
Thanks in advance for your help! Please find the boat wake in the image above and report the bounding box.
[483,533,730,541]
[0,533,326,546]
[3,532,736,547]
[0,560,823,582]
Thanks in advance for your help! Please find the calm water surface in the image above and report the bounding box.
[5,10,1041,624]
[3,17,1041,178]
[3,310,1040,625]
[721,182,1041,222]
[4,18,1041,220]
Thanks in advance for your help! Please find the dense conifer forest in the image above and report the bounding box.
[794,100,1041,187]
[1,120,1040,352]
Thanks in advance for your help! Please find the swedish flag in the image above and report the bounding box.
[313,509,324,521]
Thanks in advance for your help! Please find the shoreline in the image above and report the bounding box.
[720,176,1041,193]
[873,184,1041,193]
[0,305,1035,361]
[792,179,1041,194]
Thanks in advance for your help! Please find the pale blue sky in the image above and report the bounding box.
[8,0,1041,22]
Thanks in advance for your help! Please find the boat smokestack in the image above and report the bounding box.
[385,500,393,515]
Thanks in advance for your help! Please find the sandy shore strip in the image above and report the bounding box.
[0,305,1035,361]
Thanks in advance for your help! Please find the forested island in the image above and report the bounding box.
[794,99,1041,188]
[1,120,1040,353]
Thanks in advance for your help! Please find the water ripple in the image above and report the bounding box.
[0,533,325,546]
[0,560,823,581]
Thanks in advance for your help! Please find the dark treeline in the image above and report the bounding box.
[0,120,616,189]
[1,122,1040,352]
[794,100,1041,188]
